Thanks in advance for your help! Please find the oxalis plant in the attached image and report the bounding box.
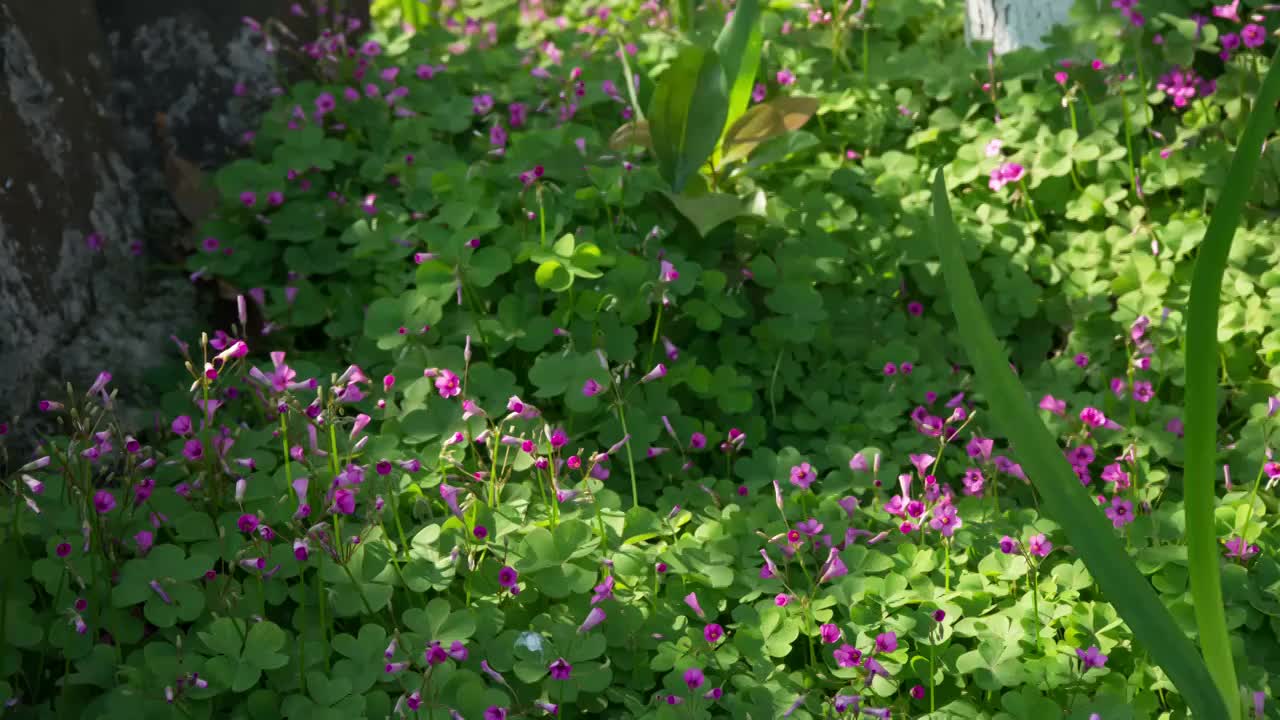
[928,45,1280,719]
[609,0,819,236]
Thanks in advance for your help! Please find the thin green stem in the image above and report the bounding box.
[616,402,639,509]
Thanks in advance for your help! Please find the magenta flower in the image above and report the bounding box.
[1101,463,1131,490]
[1079,407,1107,428]
[833,644,862,667]
[874,632,897,654]
[591,575,615,604]
[1028,533,1053,557]
[1039,394,1066,416]
[819,624,842,644]
[1242,23,1266,48]
[929,503,962,537]
[182,439,204,461]
[999,535,1019,554]
[548,658,572,680]
[752,83,767,102]
[1076,645,1108,669]
[774,593,790,607]
[93,490,116,514]
[332,488,356,515]
[483,708,508,720]
[988,162,1026,191]
[818,548,848,583]
[582,379,603,396]
[1224,535,1260,561]
[795,518,824,536]
[237,514,260,533]
[434,369,461,398]
[683,668,705,691]
[782,462,815,491]
[776,69,795,86]
[704,623,724,644]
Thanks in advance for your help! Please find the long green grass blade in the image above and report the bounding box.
[713,0,762,132]
[929,169,1227,719]
[1183,47,1280,720]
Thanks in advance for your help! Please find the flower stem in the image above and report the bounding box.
[616,402,639,509]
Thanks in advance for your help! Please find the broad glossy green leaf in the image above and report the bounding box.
[1182,47,1280,720]
[929,168,1227,720]
[648,45,729,192]
[721,96,819,165]
[661,190,753,237]
[713,0,763,132]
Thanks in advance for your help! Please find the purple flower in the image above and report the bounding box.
[548,658,572,680]
[819,623,842,644]
[579,607,606,633]
[498,565,519,589]
[332,488,356,515]
[1105,497,1135,528]
[774,593,791,607]
[795,518,824,536]
[582,379,603,396]
[93,490,116,514]
[237,514,259,533]
[683,667,705,690]
[966,437,994,461]
[182,439,204,461]
[776,69,795,86]
[484,707,508,720]
[473,94,495,114]
[1076,645,1108,669]
[999,535,1019,554]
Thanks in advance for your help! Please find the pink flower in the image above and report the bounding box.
[578,607,606,633]
[1213,0,1241,23]
[435,369,461,398]
[776,69,795,86]
[182,439,204,461]
[1079,407,1107,428]
[874,632,897,653]
[1054,71,1069,86]
[1028,533,1053,557]
[1039,394,1066,416]
[683,592,705,618]
[704,623,724,643]
[819,623,842,644]
[988,162,1026,191]
[789,462,816,489]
